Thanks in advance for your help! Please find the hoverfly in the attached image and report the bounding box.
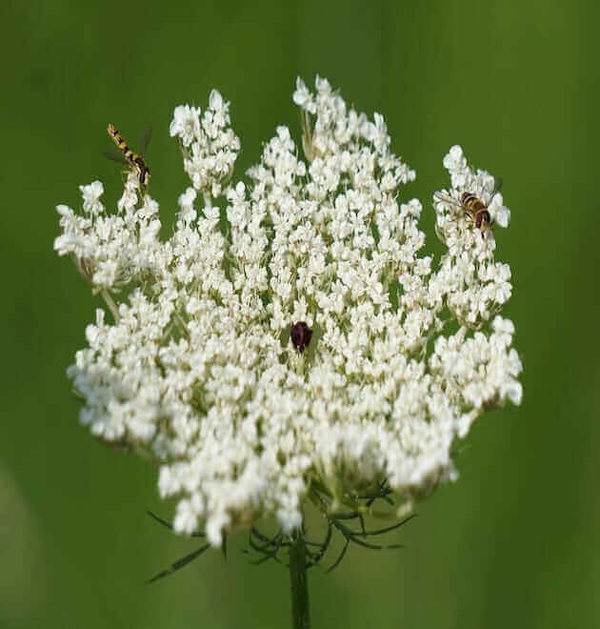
[105,123,151,188]
[434,178,502,237]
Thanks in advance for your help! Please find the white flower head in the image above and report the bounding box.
[170,92,240,197]
[170,105,202,147]
[55,78,522,547]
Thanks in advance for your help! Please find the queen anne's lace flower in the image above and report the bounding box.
[55,77,522,546]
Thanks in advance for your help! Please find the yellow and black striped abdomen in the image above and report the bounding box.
[460,192,486,213]
[107,123,136,162]
[459,191,492,234]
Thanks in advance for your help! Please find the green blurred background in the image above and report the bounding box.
[1,0,598,627]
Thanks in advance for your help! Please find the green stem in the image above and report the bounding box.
[289,532,311,629]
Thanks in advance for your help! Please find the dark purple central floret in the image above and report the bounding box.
[291,322,313,353]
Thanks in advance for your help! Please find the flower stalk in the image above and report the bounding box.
[289,532,311,629]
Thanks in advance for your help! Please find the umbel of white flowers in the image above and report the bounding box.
[55,77,522,547]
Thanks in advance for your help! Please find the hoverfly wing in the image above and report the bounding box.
[488,176,503,205]
[139,124,153,156]
[433,191,458,206]
[103,148,129,165]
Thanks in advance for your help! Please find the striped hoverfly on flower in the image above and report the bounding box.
[105,123,151,188]
[434,178,502,238]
